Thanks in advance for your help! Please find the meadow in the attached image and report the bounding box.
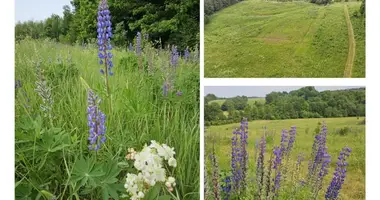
[204,0,365,78]
[205,117,365,200]
[208,98,266,106]
[15,36,199,199]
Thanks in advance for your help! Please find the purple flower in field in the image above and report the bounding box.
[184,47,190,62]
[231,128,240,191]
[256,136,266,197]
[162,81,169,97]
[87,89,106,151]
[325,147,352,200]
[272,146,283,196]
[239,118,248,190]
[136,32,142,56]
[308,122,328,181]
[176,90,182,96]
[222,176,231,200]
[128,43,133,51]
[209,142,221,200]
[280,129,288,158]
[171,46,179,68]
[286,126,296,154]
[97,0,114,76]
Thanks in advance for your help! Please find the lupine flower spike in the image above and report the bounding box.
[97,0,113,95]
[325,147,352,200]
[87,89,106,151]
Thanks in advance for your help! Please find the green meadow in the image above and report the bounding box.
[15,39,199,199]
[205,117,365,200]
[204,0,365,78]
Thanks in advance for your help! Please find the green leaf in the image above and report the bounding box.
[70,156,105,189]
[144,184,161,200]
[157,195,172,200]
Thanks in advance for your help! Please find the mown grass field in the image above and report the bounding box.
[15,39,200,199]
[204,0,365,78]
[205,117,365,199]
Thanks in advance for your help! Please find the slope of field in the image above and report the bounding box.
[347,3,365,77]
[205,117,365,199]
[205,1,364,77]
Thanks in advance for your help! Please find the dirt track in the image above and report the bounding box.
[343,4,356,78]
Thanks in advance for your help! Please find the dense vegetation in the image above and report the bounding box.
[204,87,365,125]
[15,2,200,197]
[204,0,243,23]
[15,0,199,50]
[205,117,365,200]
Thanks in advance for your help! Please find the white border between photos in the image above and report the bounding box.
[2,0,15,198]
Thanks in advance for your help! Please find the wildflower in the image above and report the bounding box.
[286,126,296,155]
[97,0,114,76]
[222,176,232,200]
[209,143,221,200]
[124,141,177,199]
[176,91,183,96]
[231,128,240,191]
[325,147,352,200]
[128,42,134,51]
[87,89,106,151]
[272,146,282,196]
[184,47,190,63]
[256,136,266,198]
[35,61,53,118]
[170,46,179,68]
[136,32,142,56]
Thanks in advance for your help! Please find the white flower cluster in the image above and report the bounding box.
[124,141,177,200]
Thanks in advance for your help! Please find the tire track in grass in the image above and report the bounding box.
[343,4,356,78]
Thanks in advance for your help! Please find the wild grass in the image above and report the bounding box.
[204,0,364,78]
[205,117,365,199]
[15,38,200,199]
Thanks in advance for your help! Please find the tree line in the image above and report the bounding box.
[15,0,199,50]
[205,87,365,126]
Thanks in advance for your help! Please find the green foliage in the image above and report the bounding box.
[15,0,199,49]
[15,39,200,199]
[205,87,365,125]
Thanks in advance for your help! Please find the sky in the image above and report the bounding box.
[15,0,71,22]
[204,86,364,98]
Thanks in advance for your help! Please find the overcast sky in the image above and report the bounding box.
[204,86,364,98]
[15,0,71,22]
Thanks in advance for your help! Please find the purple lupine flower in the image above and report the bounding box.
[256,136,266,198]
[231,128,241,192]
[87,90,106,151]
[272,146,283,196]
[128,43,133,51]
[176,91,182,96]
[308,122,328,182]
[162,81,169,97]
[239,118,248,190]
[97,0,114,76]
[136,32,142,56]
[222,176,231,200]
[286,126,296,155]
[184,47,190,63]
[170,46,179,68]
[325,147,352,200]
[297,153,305,168]
[209,143,221,200]
[280,129,288,157]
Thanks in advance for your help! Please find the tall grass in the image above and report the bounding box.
[15,38,199,199]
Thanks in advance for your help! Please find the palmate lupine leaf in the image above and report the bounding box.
[98,160,124,200]
[71,156,105,188]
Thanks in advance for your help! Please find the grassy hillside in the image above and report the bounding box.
[205,117,365,199]
[204,0,365,77]
[208,97,266,106]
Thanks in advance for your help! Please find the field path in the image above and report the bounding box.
[343,4,356,78]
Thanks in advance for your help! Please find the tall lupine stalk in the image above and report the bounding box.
[209,142,221,200]
[264,150,274,200]
[222,176,232,200]
[308,122,328,183]
[325,147,352,200]
[97,0,113,96]
[239,118,249,191]
[272,146,283,197]
[256,136,266,199]
[290,153,304,199]
[231,128,240,192]
[312,151,331,199]
[87,89,107,151]
[184,47,190,63]
[136,32,142,71]
[282,126,297,183]
[34,61,54,125]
